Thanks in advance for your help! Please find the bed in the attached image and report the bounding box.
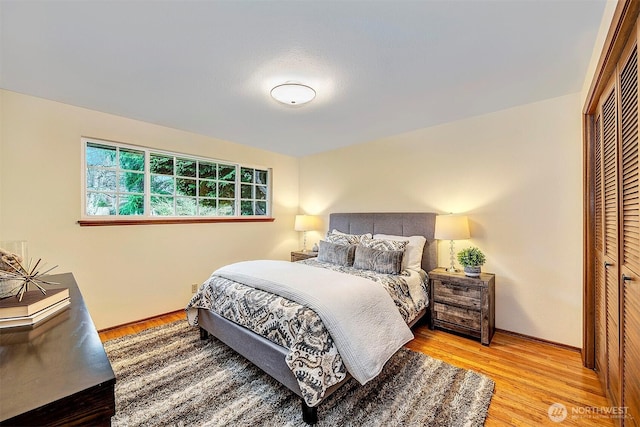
[186,212,437,424]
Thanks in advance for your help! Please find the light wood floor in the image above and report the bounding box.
[100,312,612,426]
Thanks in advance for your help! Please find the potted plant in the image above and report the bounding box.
[457,247,486,277]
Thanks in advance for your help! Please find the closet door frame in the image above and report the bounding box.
[583,0,638,370]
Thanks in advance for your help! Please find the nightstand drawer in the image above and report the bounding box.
[433,280,481,309]
[434,302,481,330]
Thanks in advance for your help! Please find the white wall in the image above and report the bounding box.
[0,90,3,234]
[299,93,583,347]
[0,90,300,329]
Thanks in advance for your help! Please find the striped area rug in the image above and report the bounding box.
[104,320,494,426]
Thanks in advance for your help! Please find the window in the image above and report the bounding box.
[240,167,269,216]
[82,138,271,219]
[85,143,145,216]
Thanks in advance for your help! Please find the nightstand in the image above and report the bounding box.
[290,251,318,262]
[428,267,495,345]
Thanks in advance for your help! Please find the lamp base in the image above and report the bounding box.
[446,240,459,274]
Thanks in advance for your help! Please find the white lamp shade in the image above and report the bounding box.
[434,215,470,240]
[271,83,316,105]
[294,215,318,231]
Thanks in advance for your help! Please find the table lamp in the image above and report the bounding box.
[294,215,318,252]
[434,214,470,272]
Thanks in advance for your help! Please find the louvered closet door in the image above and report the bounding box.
[588,8,640,425]
[594,112,608,383]
[602,82,622,407]
[620,44,640,427]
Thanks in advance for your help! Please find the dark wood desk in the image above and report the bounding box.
[0,273,115,426]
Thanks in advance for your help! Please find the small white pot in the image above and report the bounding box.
[464,266,481,277]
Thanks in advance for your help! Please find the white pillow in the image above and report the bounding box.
[373,233,426,272]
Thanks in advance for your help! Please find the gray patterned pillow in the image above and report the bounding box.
[326,231,371,246]
[353,245,404,275]
[317,240,356,266]
[361,236,409,252]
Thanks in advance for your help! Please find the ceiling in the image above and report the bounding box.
[0,0,607,157]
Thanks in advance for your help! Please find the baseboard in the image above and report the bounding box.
[97,309,185,333]
[496,328,581,353]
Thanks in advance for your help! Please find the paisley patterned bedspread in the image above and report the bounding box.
[185,259,428,407]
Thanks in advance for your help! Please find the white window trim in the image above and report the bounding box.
[80,137,272,221]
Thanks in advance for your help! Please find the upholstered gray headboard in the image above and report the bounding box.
[328,212,438,273]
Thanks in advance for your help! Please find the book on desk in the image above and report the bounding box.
[0,287,70,328]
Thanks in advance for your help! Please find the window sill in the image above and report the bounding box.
[77,217,275,226]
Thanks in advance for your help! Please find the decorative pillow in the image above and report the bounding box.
[326,230,372,246]
[353,245,404,275]
[317,240,356,266]
[373,234,427,272]
[361,236,409,252]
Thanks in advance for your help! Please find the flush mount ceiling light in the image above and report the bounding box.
[270,83,316,106]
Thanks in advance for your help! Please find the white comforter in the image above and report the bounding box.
[214,259,414,385]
